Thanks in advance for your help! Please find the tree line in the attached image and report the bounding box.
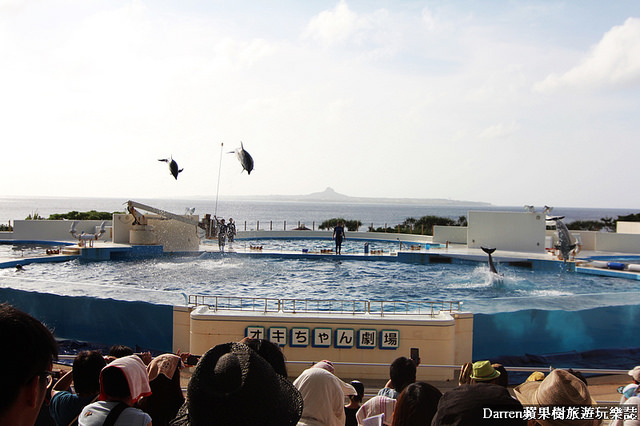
[320,213,640,235]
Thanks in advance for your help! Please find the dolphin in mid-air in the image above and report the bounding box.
[481,247,500,275]
[547,216,576,263]
[158,157,183,180]
[232,142,254,175]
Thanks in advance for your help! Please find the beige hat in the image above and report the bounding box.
[514,369,598,426]
[629,366,640,382]
[458,362,473,385]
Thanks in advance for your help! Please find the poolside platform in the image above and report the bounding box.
[3,239,640,282]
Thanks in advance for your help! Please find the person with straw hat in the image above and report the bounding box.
[514,369,601,426]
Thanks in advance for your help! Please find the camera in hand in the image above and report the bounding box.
[186,354,201,365]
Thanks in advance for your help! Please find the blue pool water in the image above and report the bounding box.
[2,239,640,315]
[0,242,68,258]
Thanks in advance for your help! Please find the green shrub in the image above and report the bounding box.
[368,215,465,235]
[48,210,117,220]
[25,211,44,220]
[319,218,362,232]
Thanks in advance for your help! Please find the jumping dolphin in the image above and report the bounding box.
[232,142,254,175]
[481,247,500,275]
[547,216,576,263]
[158,157,183,180]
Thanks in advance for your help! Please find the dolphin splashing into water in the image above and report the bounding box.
[231,142,254,174]
[481,247,500,275]
[158,157,183,180]
[548,216,576,263]
[481,247,504,285]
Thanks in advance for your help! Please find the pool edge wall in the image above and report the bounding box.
[0,288,174,352]
[4,287,638,375]
[473,304,640,360]
[188,306,474,382]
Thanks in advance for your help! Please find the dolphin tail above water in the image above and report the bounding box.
[481,247,496,255]
[481,246,499,275]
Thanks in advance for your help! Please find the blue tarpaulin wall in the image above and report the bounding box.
[473,304,640,362]
[0,288,174,352]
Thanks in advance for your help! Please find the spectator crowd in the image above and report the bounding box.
[3,302,638,425]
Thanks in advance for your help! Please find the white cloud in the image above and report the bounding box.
[302,0,395,52]
[0,0,29,13]
[303,1,362,45]
[479,122,519,140]
[420,6,453,34]
[535,17,640,92]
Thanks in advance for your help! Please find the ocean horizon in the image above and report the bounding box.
[1,196,638,231]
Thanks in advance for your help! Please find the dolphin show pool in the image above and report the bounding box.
[3,239,640,315]
[4,237,640,364]
[3,206,640,374]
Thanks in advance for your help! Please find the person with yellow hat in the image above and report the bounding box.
[469,360,501,384]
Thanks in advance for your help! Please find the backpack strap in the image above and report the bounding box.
[103,402,129,426]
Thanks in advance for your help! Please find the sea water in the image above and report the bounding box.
[0,196,637,229]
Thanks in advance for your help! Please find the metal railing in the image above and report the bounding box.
[187,295,462,316]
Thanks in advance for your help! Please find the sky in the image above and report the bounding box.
[1,1,639,208]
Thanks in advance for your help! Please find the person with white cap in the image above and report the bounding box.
[610,367,640,426]
[619,366,640,404]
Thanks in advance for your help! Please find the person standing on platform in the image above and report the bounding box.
[333,221,346,255]
[214,216,228,253]
[227,218,236,249]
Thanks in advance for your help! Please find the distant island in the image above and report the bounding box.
[220,187,491,206]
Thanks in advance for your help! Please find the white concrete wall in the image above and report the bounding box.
[11,220,112,242]
[595,232,640,253]
[173,306,191,354]
[112,213,200,252]
[112,214,131,244]
[188,307,472,381]
[572,231,596,251]
[546,230,597,251]
[467,211,546,253]
[618,222,640,234]
[432,226,467,244]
